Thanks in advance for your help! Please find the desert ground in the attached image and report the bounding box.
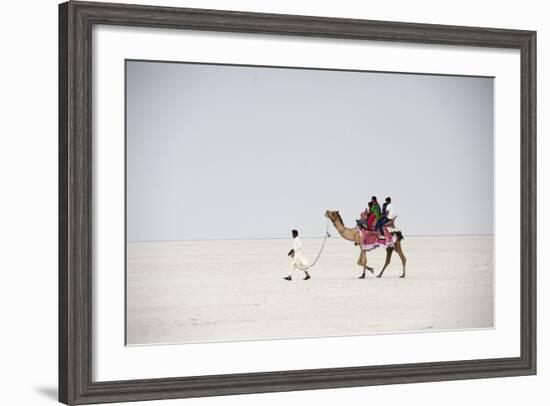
[126,236,494,345]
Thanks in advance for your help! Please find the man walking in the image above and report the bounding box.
[284,229,311,281]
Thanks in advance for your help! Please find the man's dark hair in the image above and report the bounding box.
[371,196,378,202]
[385,197,391,203]
[292,229,299,237]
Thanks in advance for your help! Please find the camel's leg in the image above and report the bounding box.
[358,250,370,279]
[394,240,407,278]
[362,251,373,277]
[377,247,394,278]
[355,234,373,279]
[358,250,365,279]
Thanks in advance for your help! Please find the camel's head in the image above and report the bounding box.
[325,210,341,223]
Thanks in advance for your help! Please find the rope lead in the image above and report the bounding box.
[296,218,331,271]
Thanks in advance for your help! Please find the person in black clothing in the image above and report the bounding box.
[375,197,392,238]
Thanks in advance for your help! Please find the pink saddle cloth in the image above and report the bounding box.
[359,227,395,251]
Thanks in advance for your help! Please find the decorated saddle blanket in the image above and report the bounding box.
[358,227,395,252]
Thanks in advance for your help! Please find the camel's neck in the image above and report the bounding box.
[330,218,357,242]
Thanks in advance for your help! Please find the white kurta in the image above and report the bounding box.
[386,203,397,219]
[385,203,400,231]
[288,236,310,276]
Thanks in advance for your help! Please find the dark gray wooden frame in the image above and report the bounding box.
[59,1,536,404]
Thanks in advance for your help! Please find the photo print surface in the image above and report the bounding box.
[125,60,494,345]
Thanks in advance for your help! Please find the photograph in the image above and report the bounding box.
[125,60,495,346]
[53,1,539,404]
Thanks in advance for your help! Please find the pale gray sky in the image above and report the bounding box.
[126,60,493,241]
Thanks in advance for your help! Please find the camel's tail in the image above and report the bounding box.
[392,231,405,241]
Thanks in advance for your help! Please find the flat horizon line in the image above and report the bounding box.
[127,233,494,243]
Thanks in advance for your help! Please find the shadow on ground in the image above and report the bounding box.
[35,386,58,401]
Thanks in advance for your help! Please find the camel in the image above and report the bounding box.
[325,210,407,278]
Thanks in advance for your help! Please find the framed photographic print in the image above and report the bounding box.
[59,1,536,404]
